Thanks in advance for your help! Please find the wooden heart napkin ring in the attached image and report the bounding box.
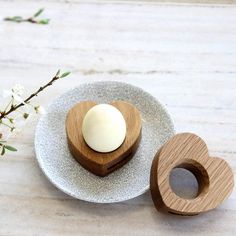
[150,133,234,215]
[66,100,142,177]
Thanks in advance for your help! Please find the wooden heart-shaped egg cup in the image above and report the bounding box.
[150,133,234,215]
[66,101,142,177]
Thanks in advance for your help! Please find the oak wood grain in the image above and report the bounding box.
[150,133,234,215]
[0,0,236,235]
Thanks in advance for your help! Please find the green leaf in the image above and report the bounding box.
[60,71,71,78]
[12,16,23,20]
[4,145,17,152]
[38,19,50,25]
[1,146,5,155]
[4,16,23,22]
[34,8,44,18]
[55,69,61,77]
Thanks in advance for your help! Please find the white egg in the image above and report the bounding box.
[82,104,127,153]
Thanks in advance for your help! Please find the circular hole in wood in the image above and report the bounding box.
[169,168,199,199]
[169,160,210,199]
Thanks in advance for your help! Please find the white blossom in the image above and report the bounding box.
[1,89,25,104]
[12,84,25,96]
[34,105,46,114]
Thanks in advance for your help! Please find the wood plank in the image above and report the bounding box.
[0,0,235,235]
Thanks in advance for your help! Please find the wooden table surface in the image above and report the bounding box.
[0,0,236,235]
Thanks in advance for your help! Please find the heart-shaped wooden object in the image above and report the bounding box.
[150,133,234,215]
[66,100,142,177]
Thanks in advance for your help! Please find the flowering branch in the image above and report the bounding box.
[0,70,71,156]
[0,70,70,120]
[4,8,50,25]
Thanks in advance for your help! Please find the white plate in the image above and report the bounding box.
[35,81,174,203]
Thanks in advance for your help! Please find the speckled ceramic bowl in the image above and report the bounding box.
[35,81,174,203]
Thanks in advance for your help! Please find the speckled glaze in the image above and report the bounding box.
[35,81,175,203]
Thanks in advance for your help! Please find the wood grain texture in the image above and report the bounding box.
[150,133,234,215]
[66,100,142,176]
[0,0,236,235]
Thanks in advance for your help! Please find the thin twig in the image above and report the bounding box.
[4,8,50,25]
